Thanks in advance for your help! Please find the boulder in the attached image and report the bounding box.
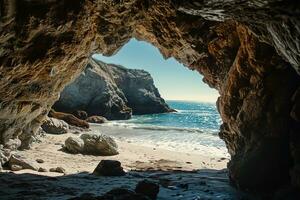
[86,116,107,124]
[9,154,39,171]
[65,136,85,154]
[49,109,89,129]
[53,59,172,119]
[73,110,88,120]
[41,117,69,134]
[135,180,160,200]
[64,133,118,156]
[80,133,118,156]
[93,160,125,176]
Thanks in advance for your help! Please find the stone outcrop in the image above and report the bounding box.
[1,0,300,194]
[49,110,89,129]
[53,59,172,119]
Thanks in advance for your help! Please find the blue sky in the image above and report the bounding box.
[93,39,219,102]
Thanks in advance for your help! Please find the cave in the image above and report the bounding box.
[0,0,300,197]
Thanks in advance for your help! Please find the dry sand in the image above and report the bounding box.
[11,132,228,176]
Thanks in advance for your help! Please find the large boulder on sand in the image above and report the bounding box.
[64,133,118,156]
[41,117,69,134]
[65,136,85,154]
[80,133,118,156]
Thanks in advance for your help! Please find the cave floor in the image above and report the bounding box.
[0,132,252,199]
[0,169,250,200]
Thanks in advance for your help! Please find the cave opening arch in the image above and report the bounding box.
[0,0,300,195]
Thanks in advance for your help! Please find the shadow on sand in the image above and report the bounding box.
[0,168,256,200]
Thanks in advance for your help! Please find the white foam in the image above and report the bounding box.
[90,123,229,158]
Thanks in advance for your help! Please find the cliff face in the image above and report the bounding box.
[1,0,300,193]
[53,59,171,119]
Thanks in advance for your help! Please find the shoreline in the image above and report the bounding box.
[0,126,243,200]
[6,125,229,176]
[15,137,229,175]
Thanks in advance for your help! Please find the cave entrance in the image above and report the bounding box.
[83,38,229,171]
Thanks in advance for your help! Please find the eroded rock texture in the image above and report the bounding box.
[0,0,300,193]
[53,59,171,119]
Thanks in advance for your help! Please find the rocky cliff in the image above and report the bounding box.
[0,0,300,195]
[53,59,172,119]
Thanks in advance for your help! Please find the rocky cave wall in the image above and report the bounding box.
[0,0,300,193]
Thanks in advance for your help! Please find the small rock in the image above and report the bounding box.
[135,180,160,200]
[73,110,88,120]
[36,159,44,163]
[4,139,21,150]
[86,116,107,124]
[38,167,48,172]
[9,154,38,171]
[50,167,66,174]
[41,117,69,134]
[93,160,125,176]
[0,146,11,168]
[10,164,23,171]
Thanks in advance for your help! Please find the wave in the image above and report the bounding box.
[93,121,220,134]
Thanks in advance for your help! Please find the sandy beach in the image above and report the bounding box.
[11,128,229,176]
[0,125,248,200]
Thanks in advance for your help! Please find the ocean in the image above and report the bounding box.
[91,100,229,158]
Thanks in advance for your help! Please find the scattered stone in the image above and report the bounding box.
[38,167,48,172]
[0,146,11,170]
[9,155,38,171]
[93,160,125,176]
[10,164,23,171]
[49,109,89,129]
[4,139,21,150]
[135,180,160,200]
[65,136,84,154]
[36,159,44,163]
[49,167,66,174]
[41,117,69,134]
[80,133,119,156]
[73,110,88,120]
[86,116,107,124]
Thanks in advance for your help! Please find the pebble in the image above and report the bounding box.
[49,167,66,174]
[36,159,44,163]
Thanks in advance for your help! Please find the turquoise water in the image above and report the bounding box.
[125,101,222,134]
[91,101,228,157]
